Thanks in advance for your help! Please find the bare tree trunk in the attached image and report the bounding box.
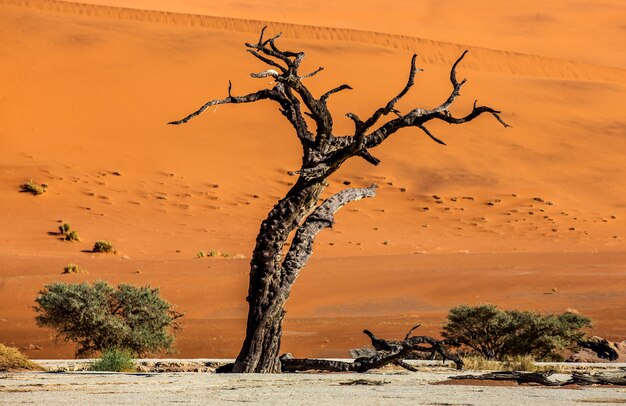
[233,178,325,372]
[233,181,377,372]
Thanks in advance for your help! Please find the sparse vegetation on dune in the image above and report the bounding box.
[19,180,47,195]
[65,230,80,242]
[62,263,87,274]
[0,343,44,372]
[59,223,71,235]
[56,223,80,242]
[196,249,229,259]
[92,240,114,253]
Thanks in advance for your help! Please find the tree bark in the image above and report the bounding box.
[232,178,325,372]
[232,183,377,372]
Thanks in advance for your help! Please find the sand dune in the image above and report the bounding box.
[3,0,625,82]
[1,0,625,358]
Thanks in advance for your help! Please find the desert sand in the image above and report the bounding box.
[1,0,625,360]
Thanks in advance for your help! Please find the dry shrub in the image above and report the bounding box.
[460,355,501,371]
[20,180,47,195]
[0,343,44,372]
[92,240,114,253]
[62,264,88,274]
[461,355,567,373]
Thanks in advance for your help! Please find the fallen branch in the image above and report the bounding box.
[450,371,626,386]
[280,325,463,373]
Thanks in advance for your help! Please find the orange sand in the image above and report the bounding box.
[1,0,625,358]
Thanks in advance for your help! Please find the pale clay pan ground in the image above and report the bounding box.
[2,360,626,405]
[2,368,626,405]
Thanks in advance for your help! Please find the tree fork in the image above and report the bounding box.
[168,27,508,373]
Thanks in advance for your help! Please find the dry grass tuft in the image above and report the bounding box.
[62,263,88,274]
[461,356,502,371]
[461,355,567,373]
[0,343,45,372]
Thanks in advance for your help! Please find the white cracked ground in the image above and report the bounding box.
[2,370,626,405]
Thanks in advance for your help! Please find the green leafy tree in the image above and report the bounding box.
[34,281,183,357]
[441,304,591,360]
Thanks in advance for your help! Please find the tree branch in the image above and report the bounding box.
[247,50,287,73]
[168,87,280,125]
[417,124,446,146]
[362,52,510,149]
[321,84,353,102]
[281,185,377,287]
[301,66,324,79]
[432,103,511,128]
[360,54,421,132]
[358,150,381,166]
[280,327,463,373]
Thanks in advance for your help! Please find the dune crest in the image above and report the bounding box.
[2,0,625,83]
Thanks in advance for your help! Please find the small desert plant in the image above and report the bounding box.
[65,230,80,242]
[59,223,71,235]
[20,180,47,195]
[89,348,136,372]
[34,281,183,357]
[198,250,226,258]
[62,263,87,274]
[0,343,44,372]
[502,355,540,372]
[459,355,501,371]
[57,223,80,242]
[92,240,114,253]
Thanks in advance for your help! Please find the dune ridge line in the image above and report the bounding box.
[2,0,625,84]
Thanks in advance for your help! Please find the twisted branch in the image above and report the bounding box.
[168,87,281,125]
[280,326,463,373]
[363,51,510,150]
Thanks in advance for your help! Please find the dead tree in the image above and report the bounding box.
[169,28,509,373]
[280,326,464,372]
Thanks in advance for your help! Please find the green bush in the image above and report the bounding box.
[92,240,114,253]
[34,281,183,357]
[57,223,80,242]
[20,180,47,195]
[441,304,591,360]
[65,230,80,242]
[89,348,136,372]
[59,223,71,235]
